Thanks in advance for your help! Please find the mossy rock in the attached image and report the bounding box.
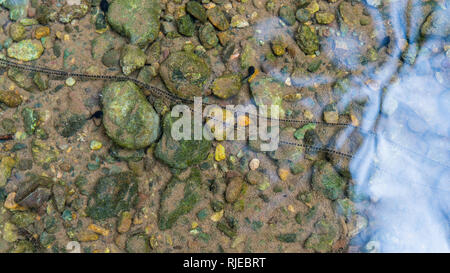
[159,51,211,100]
[295,25,319,55]
[102,81,160,150]
[107,0,161,47]
[87,172,138,220]
[155,114,211,169]
[158,169,202,230]
[311,160,346,200]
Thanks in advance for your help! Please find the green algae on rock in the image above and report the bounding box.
[212,73,241,99]
[186,0,207,23]
[279,5,296,26]
[304,218,339,252]
[311,160,346,200]
[155,114,211,169]
[249,75,285,117]
[7,39,44,61]
[177,14,195,37]
[107,0,161,47]
[54,112,87,138]
[91,32,116,60]
[120,44,146,75]
[8,67,34,91]
[2,0,29,21]
[159,51,211,99]
[58,0,89,23]
[206,6,229,31]
[315,12,335,25]
[295,25,319,55]
[31,138,59,165]
[86,172,138,220]
[9,22,26,42]
[0,156,15,187]
[158,169,202,230]
[0,90,22,107]
[199,23,219,49]
[102,81,160,150]
[21,107,39,135]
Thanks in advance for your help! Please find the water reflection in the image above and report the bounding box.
[349,1,449,252]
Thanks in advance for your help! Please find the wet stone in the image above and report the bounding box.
[2,0,29,21]
[159,51,211,100]
[212,74,241,99]
[311,160,346,200]
[31,139,59,165]
[33,72,49,91]
[0,91,22,107]
[91,32,116,60]
[7,39,44,61]
[177,14,195,37]
[207,6,229,31]
[54,112,86,138]
[102,81,160,149]
[158,169,202,230]
[102,49,120,67]
[279,5,296,26]
[21,107,39,135]
[155,114,211,169]
[199,23,219,49]
[120,44,146,75]
[58,0,89,23]
[226,176,244,203]
[86,172,138,220]
[107,0,161,47]
[9,23,26,42]
[295,25,319,55]
[186,1,207,23]
[315,12,335,25]
[0,157,15,187]
[339,1,360,26]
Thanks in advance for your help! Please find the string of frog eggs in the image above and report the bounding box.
[2,57,450,189]
[0,58,364,159]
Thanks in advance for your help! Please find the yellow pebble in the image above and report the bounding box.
[88,224,110,236]
[210,210,224,222]
[237,115,250,127]
[35,26,50,39]
[215,144,226,161]
[55,31,62,39]
[288,205,295,213]
[63,34,70,41]
[191,221,198,229]
[77,231,98,242]
[351,114,360,127]
[278,168,290,181]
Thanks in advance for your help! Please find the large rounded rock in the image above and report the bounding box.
[7,39,44,61]
[102,81,160,149]
[155,114,211,169]
[107,0,161,47]
[159,51,211,99]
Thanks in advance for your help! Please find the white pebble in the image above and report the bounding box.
[249,158,260,170]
